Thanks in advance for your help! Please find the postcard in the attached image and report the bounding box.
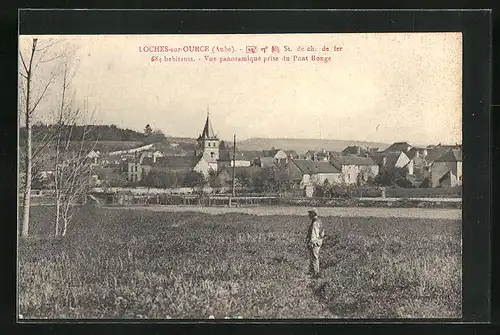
[18,32,463,320]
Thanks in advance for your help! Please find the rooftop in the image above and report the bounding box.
[291,159,341,175]
[434,149,462,163]
[384,142,412,153]
[198,112,218,140]
[331,156,377,166]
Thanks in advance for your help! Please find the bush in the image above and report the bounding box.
[395,178,414,188]
[419,178,431,188]
[313,184,383,198]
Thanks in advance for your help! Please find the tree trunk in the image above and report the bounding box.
[62,217,68,237]
[21,121,32,237]
[55,196,60,236]
[20,39,36,238]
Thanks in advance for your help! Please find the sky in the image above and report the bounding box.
[19,33,462,145]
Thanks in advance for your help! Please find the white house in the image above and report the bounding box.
[262,149,288,164]
[218,151,254,168]
[86,149,101,165]
[430,149,462,187]
[372,151,414,176]
[330,156,380,184]
[288,159,343,194]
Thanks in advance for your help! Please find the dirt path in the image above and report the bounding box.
[105,205,461,220]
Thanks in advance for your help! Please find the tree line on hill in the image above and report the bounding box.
[19,123,167,144]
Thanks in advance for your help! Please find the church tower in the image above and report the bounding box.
[195,110,220,170]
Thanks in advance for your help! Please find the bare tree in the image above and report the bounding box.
[51,63,97,236]
[19,38,65,237]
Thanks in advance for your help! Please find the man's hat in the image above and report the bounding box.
[307,208,318,215]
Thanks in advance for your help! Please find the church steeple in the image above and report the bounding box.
[198,107,218,140]
[196,107,220,168]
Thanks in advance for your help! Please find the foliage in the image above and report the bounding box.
[207,170,222,188]
[182,171,206,188]
[356,168,376,186]
[373,167,404,187]
[20,124,148,143]
[418,178,431,188]
[99,171,128,188]
[19,207,462,319]
[313,182,383,198]
[143,129,167,145]
[140,170,206,189]
[234,169,253,188]
[395,178,414,188]
[258,167,291,194]
[144,124,153,136]
[140,171,181,188]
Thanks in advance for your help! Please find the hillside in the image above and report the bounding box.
[167,137,197,144]
[236,138,391,154]
[19,124,148,143]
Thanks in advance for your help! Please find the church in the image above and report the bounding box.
[194,112,243,173]
[194,112,221,171]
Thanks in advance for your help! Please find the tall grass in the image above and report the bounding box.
[18,206,461,319]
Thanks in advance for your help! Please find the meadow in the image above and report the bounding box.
[18,205,462,319]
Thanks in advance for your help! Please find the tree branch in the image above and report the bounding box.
[19,50,29,75]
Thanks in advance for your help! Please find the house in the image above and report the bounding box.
[430,148,462,187]
[262,148,288,164]
[150,150,165,162]
[147,155,213,177]
[371,151,414,176]
[330,156,380,184]
[284,150,299,159]
[126,152,212,183]
[217,150,255,168]
[426,143,462,151]
[255,156,278,168]
[86,149,101,165]
[304,150,315,160]
[288,159,343,189]
[404,144,460,183]
[404,147,430,181]
[32,161,56,187]
[304,149,332,161]
[126,157,144,183]
[342,146,368,157]
[384,141,413,153]
[94,167,127,187]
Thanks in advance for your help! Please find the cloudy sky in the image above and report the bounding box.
[19,33,462,145]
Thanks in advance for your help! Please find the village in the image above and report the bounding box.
[17,30,469,321]
[30,113,462,202]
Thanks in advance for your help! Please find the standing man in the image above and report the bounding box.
[306,208,325,279]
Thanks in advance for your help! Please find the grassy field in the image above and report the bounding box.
[385,186,462,199]
[18,205,462,319]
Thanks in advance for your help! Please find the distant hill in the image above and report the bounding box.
[19,124,149,143]
[236,138,391,154]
